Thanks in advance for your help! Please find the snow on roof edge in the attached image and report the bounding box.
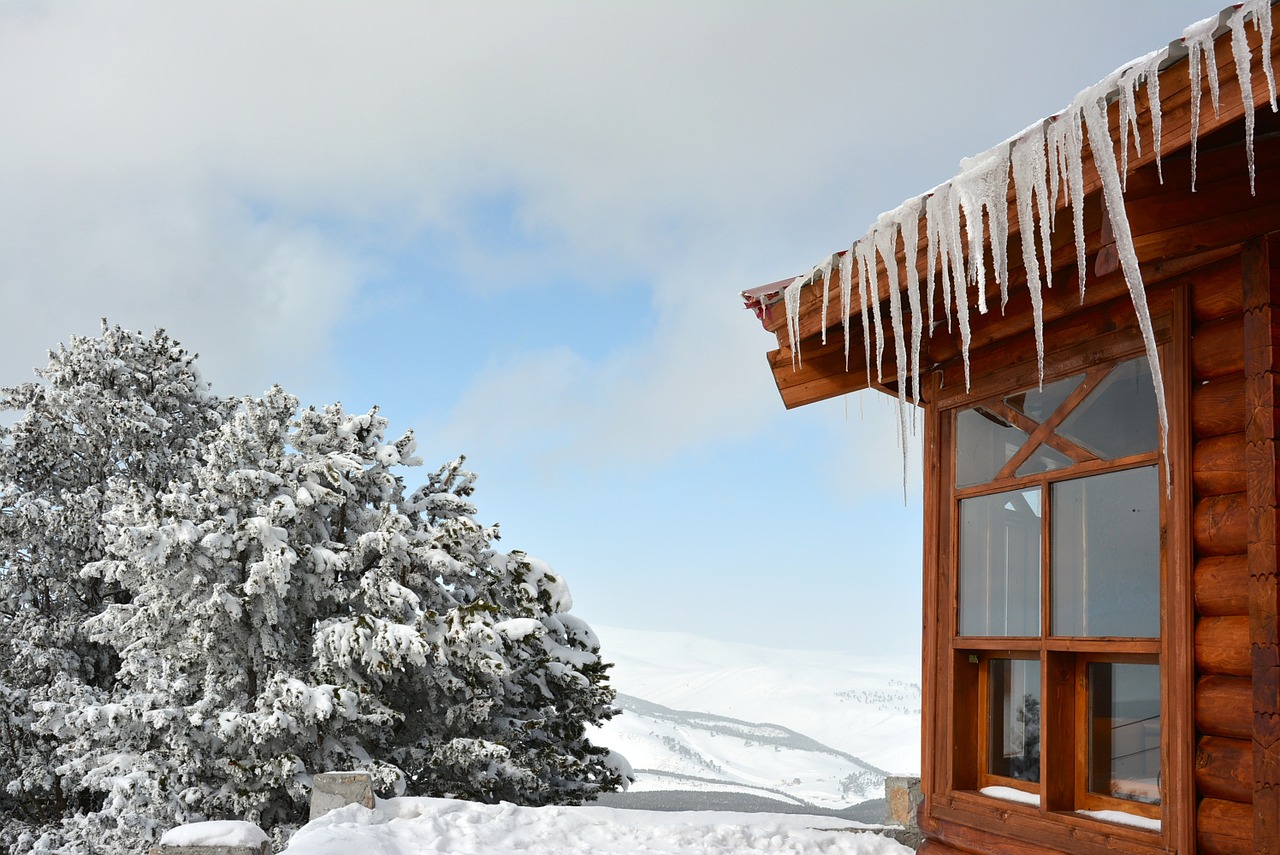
[761,0,1278,492]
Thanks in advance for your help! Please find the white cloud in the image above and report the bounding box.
[0,0,1217,437]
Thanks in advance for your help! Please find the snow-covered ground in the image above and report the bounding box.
[280,798,915,855]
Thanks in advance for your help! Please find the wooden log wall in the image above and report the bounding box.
[1189,254,1256,855]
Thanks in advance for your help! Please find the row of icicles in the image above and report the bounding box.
[783,0,1277,492]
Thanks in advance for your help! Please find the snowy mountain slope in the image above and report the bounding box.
[598,693,886,810]
[586,627,922,811]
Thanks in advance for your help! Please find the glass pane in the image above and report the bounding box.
[959,488,1041,636]
[1004,373,1084,424]
[1088,662,1161,806]
[955,408,1029,488]
[1015,443,1074,478]
[1051,467,1159,638]
[989,659,1041,782]
[1057,358,1158,459]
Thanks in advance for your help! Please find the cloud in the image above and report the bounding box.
[0,0,1217,430]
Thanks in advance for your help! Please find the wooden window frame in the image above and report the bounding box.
[920,291,1194,855]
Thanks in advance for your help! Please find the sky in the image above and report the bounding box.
[0,0,1219,655]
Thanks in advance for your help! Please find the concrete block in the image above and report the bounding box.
[310,770,375,821]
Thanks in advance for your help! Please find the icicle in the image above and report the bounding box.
[1081,94,1171,493]
[857,239,885,382]
[783,275,805,368]
[839,246,854,371]
[1114,52,1162,189]
[941,183,969,326]
[1147,55,1164,183]
[1241,0,1277,110]
[874,216,911,494]
[818,254,838,344]
[954,147,1010,316]
[899,198,924,405]
[1048,107,1088,301]
[1184,16,1222,190]
[1117,66,1141,185]
[855,241,875,390]
[1229,11,1259,194]
[1011,125,1051,387]
[924,191,951,334]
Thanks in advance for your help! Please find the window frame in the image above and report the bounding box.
[920,294,1194,854]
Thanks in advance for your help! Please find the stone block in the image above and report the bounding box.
[152,819,270,855]
[310,770,375,821]
[884,775,922,827]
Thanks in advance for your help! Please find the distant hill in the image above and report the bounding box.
[586,627,921,816]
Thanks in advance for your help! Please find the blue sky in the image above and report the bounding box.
[0,0,1217,653]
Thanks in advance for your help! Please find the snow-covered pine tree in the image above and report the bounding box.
[0,323,222,848]
[0,324,626,854]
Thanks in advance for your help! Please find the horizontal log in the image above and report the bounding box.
[918,841,977,855]
[1196,675,1254,739]
[1195,554,1251,616]
[1190,256,1245,324]
[1193,433,1247,497]
[1192,315,1245,381]
[1193,492,1249,557]
[1192,374,1246,439]
[1197,797,1254,855]
[1196,735,1254,803]
[1196,616,1252,677]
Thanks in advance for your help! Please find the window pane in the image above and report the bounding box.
[1088,662,1161,806]
[1015,443,1074,478]
[989,659,1041,783]
[1051,467,1159,638]
[955,408,1029,488]
[1004,373,1084,424]
[959,489,1041,636]
[1057,358,1158,459]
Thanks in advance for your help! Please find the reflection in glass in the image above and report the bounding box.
[989,659,1041,783]
[1004,373,1084,424]
[955,408,1029,488]
[1015,443,1074,478]
[1088,662,1161,805]
[1057,358,1158,460]
[1052,467,1159,638]
[959,489,1041,636]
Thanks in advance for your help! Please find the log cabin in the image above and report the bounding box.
[742,2,1280,853]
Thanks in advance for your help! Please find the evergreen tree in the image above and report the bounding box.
[0,326,626,854]
[0,323,222,847]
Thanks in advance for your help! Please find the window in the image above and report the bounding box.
[950,354,1164,823]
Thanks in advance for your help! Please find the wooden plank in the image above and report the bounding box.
[920,371,945,830]
[1164,288,1196,855]
[1241,234,1280,852]
[929,800,1165,855]
[1196,616,1253,677]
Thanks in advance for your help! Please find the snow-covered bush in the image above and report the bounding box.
[0,324,626,854]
